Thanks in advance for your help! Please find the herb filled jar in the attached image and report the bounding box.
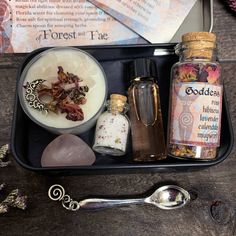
[168,32,222,160]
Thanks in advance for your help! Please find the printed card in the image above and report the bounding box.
[0,0,146,53]
[88,0,197,43]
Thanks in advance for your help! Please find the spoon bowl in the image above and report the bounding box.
[145,185,191,209]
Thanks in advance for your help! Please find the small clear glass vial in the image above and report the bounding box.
[93,94,130,156]
[127,58,166,162]
[168,32,223,160]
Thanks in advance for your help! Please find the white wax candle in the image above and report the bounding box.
[19,47,107,133]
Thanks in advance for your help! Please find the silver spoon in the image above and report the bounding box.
[48,184,190,211]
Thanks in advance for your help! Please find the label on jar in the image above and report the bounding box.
[170,82,223,147]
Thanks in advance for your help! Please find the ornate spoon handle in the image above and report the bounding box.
[48,185,80,211]
[79,198,144,210]
[48,184,145,211]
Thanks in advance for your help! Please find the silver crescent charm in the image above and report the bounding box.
[24,79,48,113]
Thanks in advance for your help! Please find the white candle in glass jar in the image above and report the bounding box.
[18,47,107,134]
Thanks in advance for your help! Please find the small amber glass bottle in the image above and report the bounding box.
[168,32,222,160]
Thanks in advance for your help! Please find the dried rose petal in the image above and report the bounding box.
[205,66,220,84]
[58,66,68,82]
[60,102,84,121]
[175,64,198,82]
[35,66,89,121]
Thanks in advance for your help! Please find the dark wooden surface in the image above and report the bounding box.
[0,1,236,235]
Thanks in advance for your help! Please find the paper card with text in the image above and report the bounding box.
[88,0,197,43]
[0,0,146,53]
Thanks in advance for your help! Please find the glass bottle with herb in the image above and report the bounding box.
[127,58,166,161]
[168,32,222,160]
[93,94,130,156]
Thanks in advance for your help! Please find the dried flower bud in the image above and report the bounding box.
[10,193,27,210]
[2,189,28,210]
[0,189,28,214]
[0,144,9,159]
[0,144,10,167]
[0,204,9,214]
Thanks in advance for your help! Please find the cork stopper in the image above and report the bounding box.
[110,94,127,113]
[181,32,216,60]
[182,32,216,42]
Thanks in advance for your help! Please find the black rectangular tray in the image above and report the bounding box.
[11,44,234,175]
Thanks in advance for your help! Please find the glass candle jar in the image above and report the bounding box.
[18,47,107,134]
[93,94,130,156]
[168,32,222,160]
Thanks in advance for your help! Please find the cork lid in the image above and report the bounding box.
[182,32,216,43]
[110,94,127,113]
[110,94,127,102]
[181,32,216,60]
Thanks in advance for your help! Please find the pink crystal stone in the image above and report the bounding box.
[41,134,96,167]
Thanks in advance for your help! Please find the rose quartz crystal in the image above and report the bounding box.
[41,134,96,167]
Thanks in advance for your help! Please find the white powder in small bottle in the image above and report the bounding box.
[93,94,130,156]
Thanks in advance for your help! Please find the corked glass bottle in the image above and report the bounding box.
[93,94,130,156]
[127,58,166,161]
[168,32,222,160]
